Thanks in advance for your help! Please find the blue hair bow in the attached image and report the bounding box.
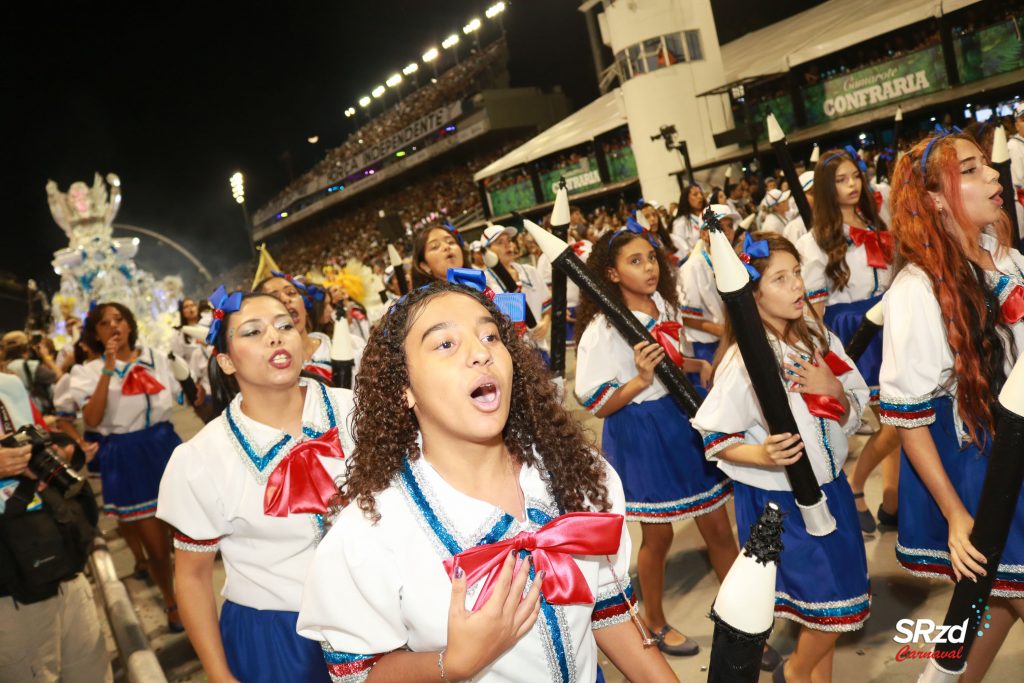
[446,268,526,324]
[843,145,868,174]
[920,125,963,176]
[271,270,322,310]
[207,285,243,345]
[610,214,660,248]
[739,233,769,281]
[442,220,465,248]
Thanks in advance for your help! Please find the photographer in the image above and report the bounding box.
[3,331,59,415]
[0,372,112,682]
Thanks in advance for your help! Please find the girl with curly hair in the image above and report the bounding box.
[574,222,737,659]
[879,132,1024,682]
[298,281,677,683]
[158,289,355,683]
[796,147,900,534]
[693,232,872,683]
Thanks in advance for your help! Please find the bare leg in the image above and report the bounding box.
[850,420,900,512]
[694,507,739,582]
[879,440,901,515]
[130,517,175,607]
[962,598,1022,683]
[637,522,673,631]
[783,628,839,683]
[809,644,835,683]
[118,520,147,568]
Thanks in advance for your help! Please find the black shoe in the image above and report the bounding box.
[877,504,898,529]
[853,492,877,533]
[761,644,783,672]
[653,625,700,657]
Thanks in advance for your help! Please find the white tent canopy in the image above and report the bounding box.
[473,88,627,182]
[721,0,980,82]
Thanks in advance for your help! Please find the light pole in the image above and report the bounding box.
[230,172,257,260]
[486,2,506,37]
[442,33,460,65]
[463,17,481,51]
[422,47,439,78]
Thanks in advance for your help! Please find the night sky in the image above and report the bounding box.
[7,0,820,326]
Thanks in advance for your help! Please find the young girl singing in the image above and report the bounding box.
[298,281,677,683]
[692,232,871,683]
[575,219,738,657]
[880,132,1023,682]
[158,288,356,683]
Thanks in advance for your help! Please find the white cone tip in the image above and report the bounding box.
[387,244,403,267]
[170,355,191,382]
[182,324,210,341]
[331,316,354,362]
[706,224,749,293]
[798,495,838,536]
[521,218,568,261]
[712,551,777,633]
[992,126,1009,164]
[483,249,499,268]
[740,213,757,229]
[551,186,570,227]
[725,165,733,179]
[810,144,820,164]
[865,300,884,326]
[999,352,1024,418]
[895,106,903,122]
[635,210,651,230]
[766,113,785,143]
[917,657,962,683]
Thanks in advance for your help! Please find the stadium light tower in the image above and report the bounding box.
[422,47,439,77]
[442,33,460,64]
[463,17,482,50]
[229,172,256,259]
[486,2,506,35]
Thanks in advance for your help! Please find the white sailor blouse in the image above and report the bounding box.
[484,261,552,324]
[692,328,869,491]
[67,348,180,435]
[796,226,893,306]
[671,213,703,260]
[678,241,726,344]
[297,454,636,683]
[156,379,355,612]
[575,292,690,415]
[879,234,1024,442]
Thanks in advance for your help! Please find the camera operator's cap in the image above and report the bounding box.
[703,204,741,228]
[481,224,517,247]
[760,188,791,209]
[469,239,482,251]
[1014,101,1024,120]
[2,331,28,350]
[798,171,815,192]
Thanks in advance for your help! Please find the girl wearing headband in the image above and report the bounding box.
[880,132,1024,680]
[255,272,335,383]
[298,281,676,682]
[158,288,355,683]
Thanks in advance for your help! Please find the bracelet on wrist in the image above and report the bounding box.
[437,648,453,683]
[102,367,115,377]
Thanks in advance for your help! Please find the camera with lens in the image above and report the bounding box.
[1,425,84,499]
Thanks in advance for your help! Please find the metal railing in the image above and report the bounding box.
[88,536,169,683]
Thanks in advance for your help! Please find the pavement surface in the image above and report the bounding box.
[89,353,1021,682]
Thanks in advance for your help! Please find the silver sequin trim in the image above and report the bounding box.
[172,538,219,553]
[774,607,867,633]
[591,579,637,630]
[591,603,638,630]
[625,483,732,523]
[702,432,745,461]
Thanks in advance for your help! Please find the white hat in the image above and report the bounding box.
[760,188,791,209]
[482,224,517,247]
[704,203,741,227]
[1014,101,1024,120]
[798,171,815,192]
[468,239,483,251]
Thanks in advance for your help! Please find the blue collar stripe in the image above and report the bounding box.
[400,460,463,556]
[226,405,292,472]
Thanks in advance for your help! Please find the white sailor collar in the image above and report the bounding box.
[222,378,341,484]
[631,291,672,330]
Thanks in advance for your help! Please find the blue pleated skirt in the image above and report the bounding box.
[89,421,180,520]
[603,395,731,523]
[895,397,1024,598]
[220,601,331,683]
[733,474,871,632]
[823,295,882,392]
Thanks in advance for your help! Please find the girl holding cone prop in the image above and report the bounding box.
[574,219,737,658]
[919,356,1024,683]
[549,179,571,378]
[708,502,784,683]
[880,131,1024,683]
[520,218,704,417]
[693,224,872,683]
[387,244,410,296]
[767,113,813,230]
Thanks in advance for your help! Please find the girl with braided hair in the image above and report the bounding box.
[796,147,900,534]
[298,281,677,683]
[880,132,1024,682]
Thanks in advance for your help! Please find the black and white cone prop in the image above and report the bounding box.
[387,244,409,296]
[918,355,1024,683]
[809,144,820,166]
[520,218,703,417]
[767,113,813,230]
[169,352,199,406]
[893,106,903,156]
[331,316,355,390]
[843,299,884,362]
[992,126,1021,249]
[708,502,784,683]
[704,208,836,535]
[550,180,571,378]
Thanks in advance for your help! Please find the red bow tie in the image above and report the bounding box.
[800,351,853,422]
[571,241,588,256]
[650,321,685,367]
[264,427,345,517]
[873,190,883,212]
[302,363,333,383]
[1002,285,1024,325]
[444,512,623,609]
[1016,188,1024,207]
[848,226,893,269]
[120,364,165,396]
